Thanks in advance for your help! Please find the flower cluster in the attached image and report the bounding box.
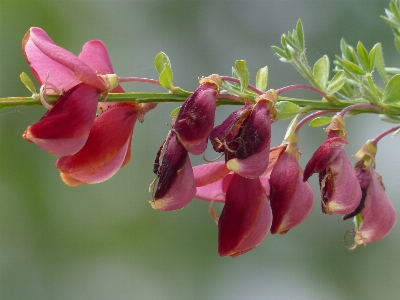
[22,27,155,185]
[21,27,397,258]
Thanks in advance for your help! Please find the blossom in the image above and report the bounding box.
[269,142,314,234]
[173,76,219,155]
[22,27,119,156]
[193,162,272,257]
[344,142,396,246]
[210,91,277,179]
[303,116,361,214]
[150,131,196,210]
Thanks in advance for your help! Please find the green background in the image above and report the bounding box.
[1,0,399,299]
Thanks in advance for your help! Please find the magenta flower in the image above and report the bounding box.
[303,122,361,215]
[210,98,272,178]
[269,143,314,234]
[350,163,396,245]
[193,162,272,257]
[150,131,196,211]
[174,77,219,155]
[22,27,119,156]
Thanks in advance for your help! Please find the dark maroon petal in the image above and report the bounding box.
[173,82,217,155]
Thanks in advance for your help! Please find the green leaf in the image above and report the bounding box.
[385,67,400,76]
[373,43,388,83]
[313,55,330,88]
[255,66,268,92]
[342,60,366,75]
[394,35,400,54]
[368,45,376,73]
[379,114,400,124]
[382,74,400,105]
[295,19,304,51]
[20,72,36,94]
[159,65,173,89]
[275,101,303,120]
[309,116,332,127]
[326,71,345,94]
[271,46,290,61]
[356,42,370,71]
[234,60,249,92]
[154,52,171,75]
[283,114,301,141]
[170,106,181,117]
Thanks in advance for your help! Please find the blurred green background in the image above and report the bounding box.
[1,0,400,299]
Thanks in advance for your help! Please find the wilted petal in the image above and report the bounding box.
[354,167,396,245]
[269,150,314,234]
[23,83,100,156]
[303,136,347,182]
[151,131,196,210]
[55,103,137,184]
[174,82,218,155]
[23,27,105,91]
[226,99,271,178]
[319,151,361,214]
[218,174,272,257]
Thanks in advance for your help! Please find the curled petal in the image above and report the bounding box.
[218,174,272,257]
[23,83,100,156]
[303,136,348,182]
[23,27,105,91]
[55,103,137,184]
[269,151,314,234]
[174,82,217,155]
[151,131,196,210]
[193,161,230,187]
[226,99,271,178]
[355,169,396,245]
[320,151,361,214]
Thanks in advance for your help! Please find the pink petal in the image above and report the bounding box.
[218,175,271,257]
[196,173,235,202]
[56,103,137,179]
[151,156,196,211]
[78,40,115,75]
[355,169,396,244]
[23,83,100,156]
[193,161,230,186]
[24,27,105,90]
[226,145,270,178]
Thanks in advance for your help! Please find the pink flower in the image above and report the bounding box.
[22,27,119,156]
[173,77,219,155]
[351,164,396,245]
[193,162,272,257]
[269,143,314,234]
[303,130,361,215]
[150,131,196,210]
[210,98,272,178]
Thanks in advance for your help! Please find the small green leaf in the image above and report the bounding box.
[295,19,305,51]
[20,72,36,94]
[326,71,345,94]
[275,101,303,120]
[385,67,400,76]
[395,36,400,54]
[283,114,301,141]
[309,116,332,127]
[234,60,249,92]
[271,46,289,61]
[342,60,366,75]
[159,65,173,89]
[392,128,400,136]
[255,66,268,92]
[154,52,171,75]
[313,55,330,89]
[382,74,400,105]
[170,106,181,117]
[356,42,370,71]
[374,43,388,83]
[368,45,376,74]
[380,114,400,124]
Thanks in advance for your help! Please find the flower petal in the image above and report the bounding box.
[151,131,196,210]
[24,27,105,90]
[55,103,137,182]
[23,83,100,156]
[218,174,271,257]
